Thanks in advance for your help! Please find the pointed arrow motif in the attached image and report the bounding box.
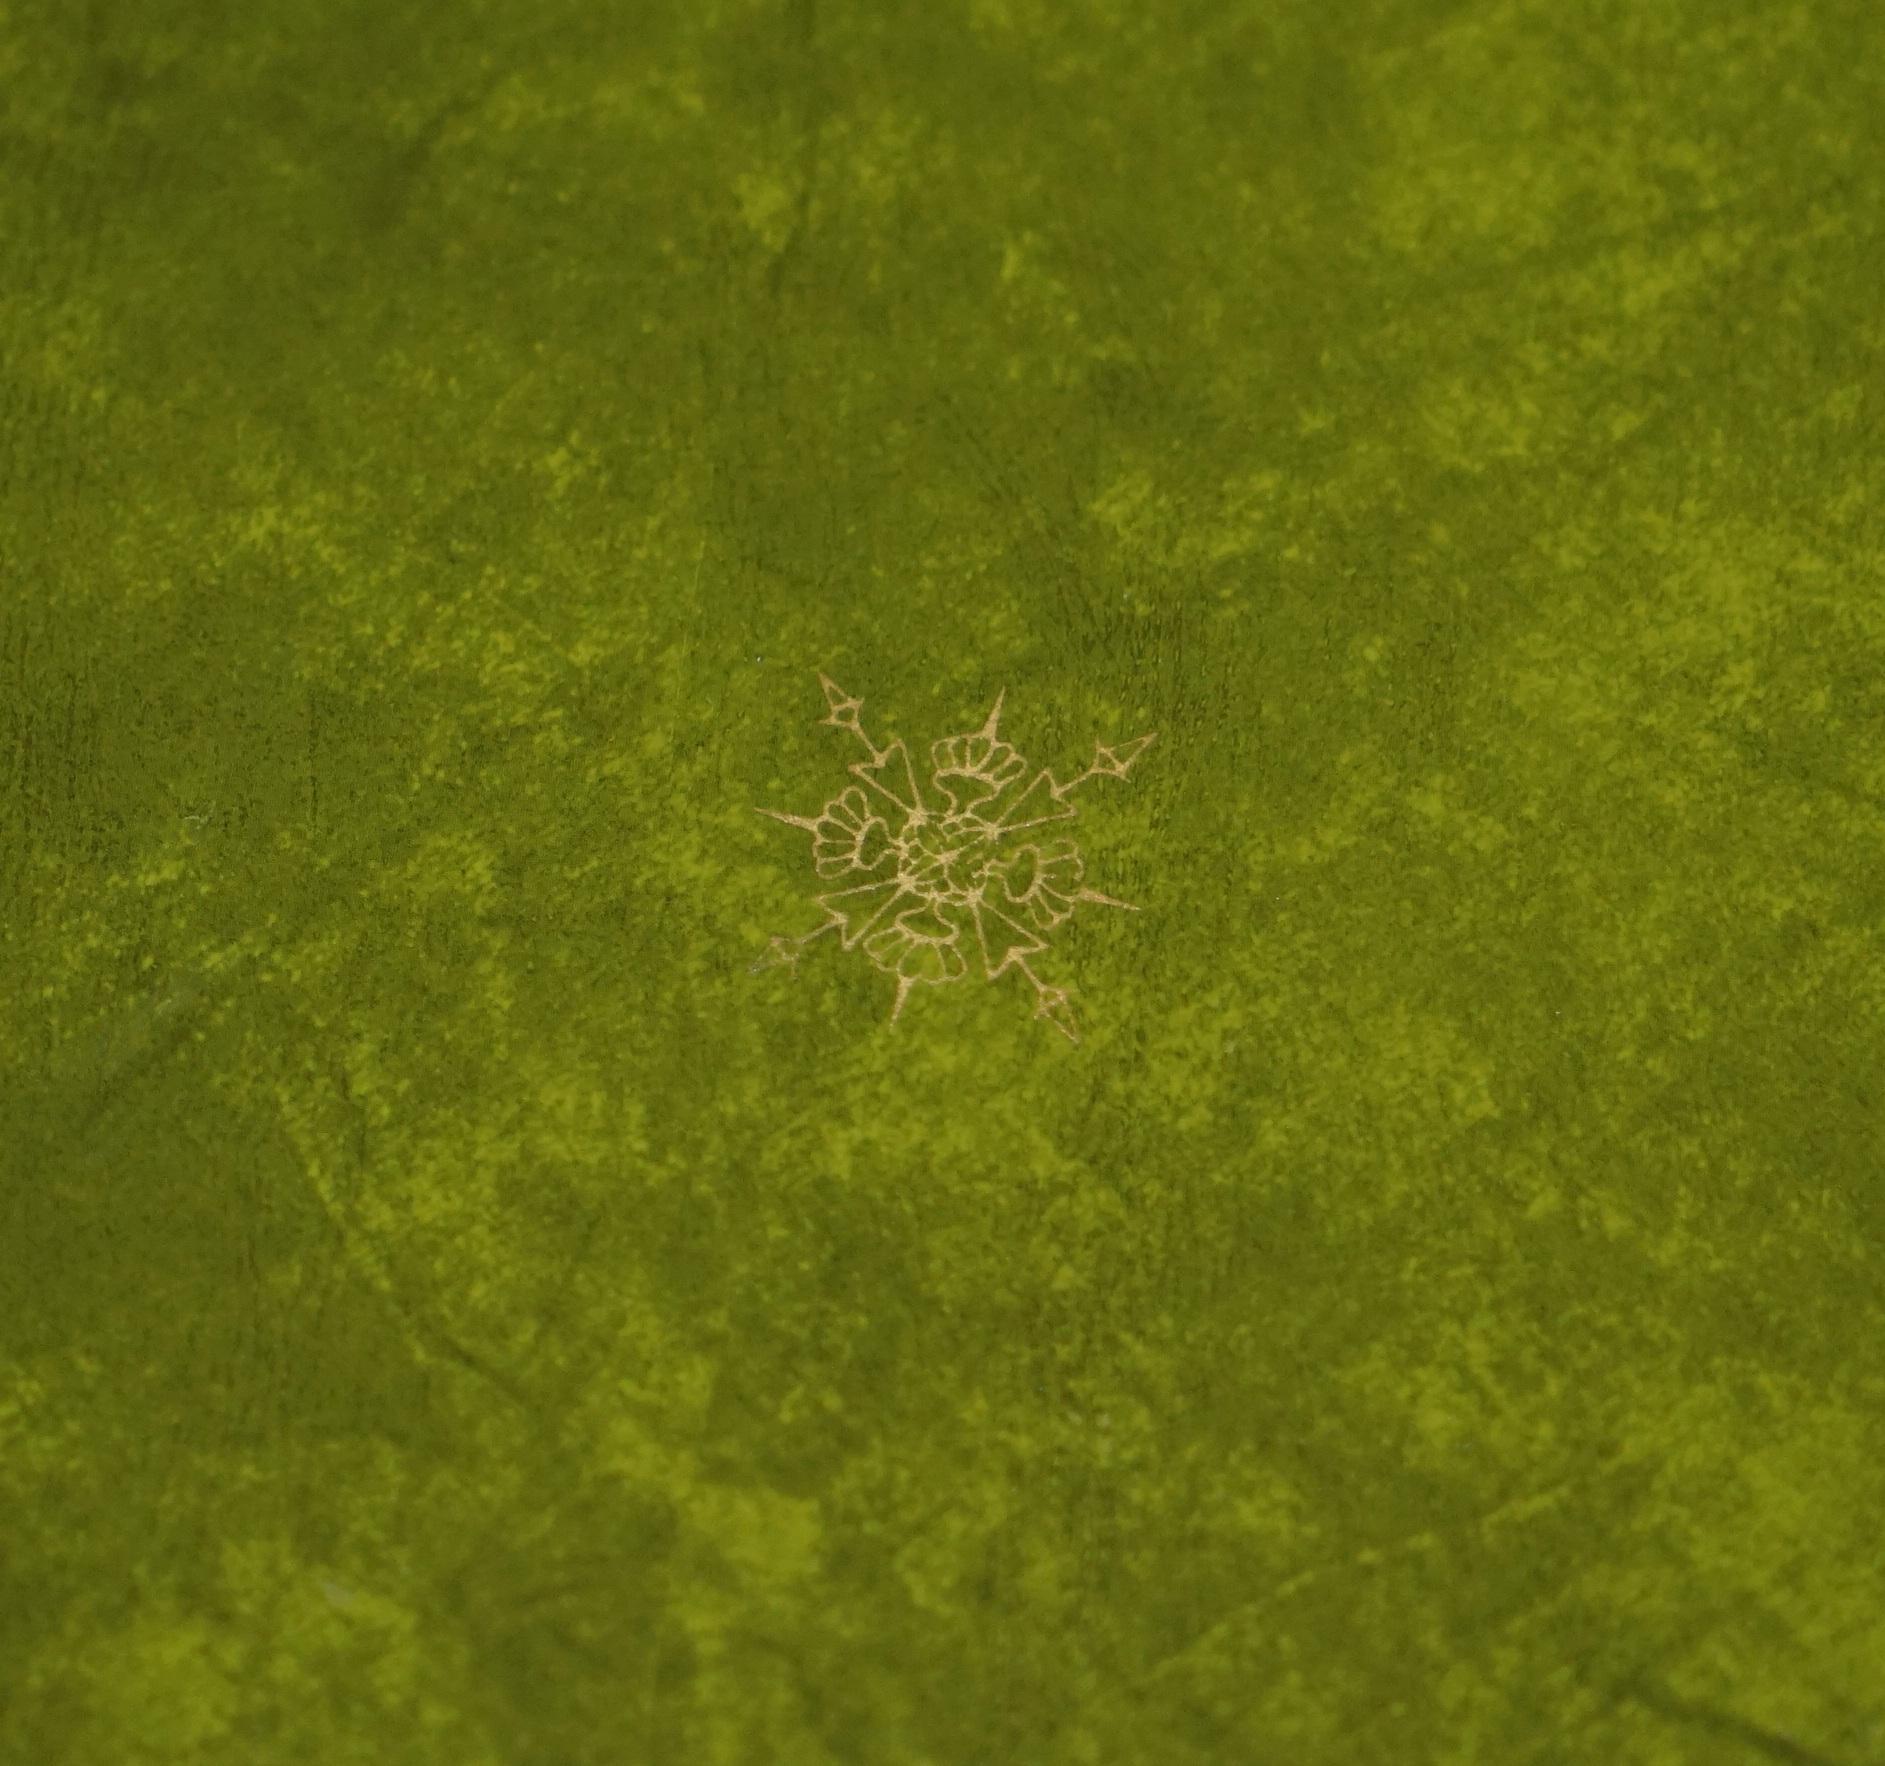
[850,738,927,820]
[817,674,869,744]
[968,898,1049,980]
[753,806,822,833]
[811,879,912,949]
[989,769,1079,837]
[977,689,1006,741]
[1081,732,1157,783]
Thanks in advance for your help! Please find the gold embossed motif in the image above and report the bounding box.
[754,675,1155,1044]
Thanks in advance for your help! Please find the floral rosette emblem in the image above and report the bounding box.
[753,674,1155,1043]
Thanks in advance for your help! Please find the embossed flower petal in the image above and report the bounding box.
[853,817,894,870]
[903,937,969,985]
[811,786,894,878]
[929,733,1027,811]
[862,906,969,983]
[1000,838,1086,929]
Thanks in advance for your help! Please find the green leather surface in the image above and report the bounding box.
[3,1,1882,1761]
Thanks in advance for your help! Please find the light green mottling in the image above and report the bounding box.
[4,0,1884,1760]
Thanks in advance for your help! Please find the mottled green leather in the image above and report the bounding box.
[3,1,1882,1761]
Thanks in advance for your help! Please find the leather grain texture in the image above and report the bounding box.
[2,1,1882,1761]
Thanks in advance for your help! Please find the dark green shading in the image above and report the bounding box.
[3,0,1883,1761]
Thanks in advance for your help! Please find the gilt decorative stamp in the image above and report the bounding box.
[753,674,1155,1043]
